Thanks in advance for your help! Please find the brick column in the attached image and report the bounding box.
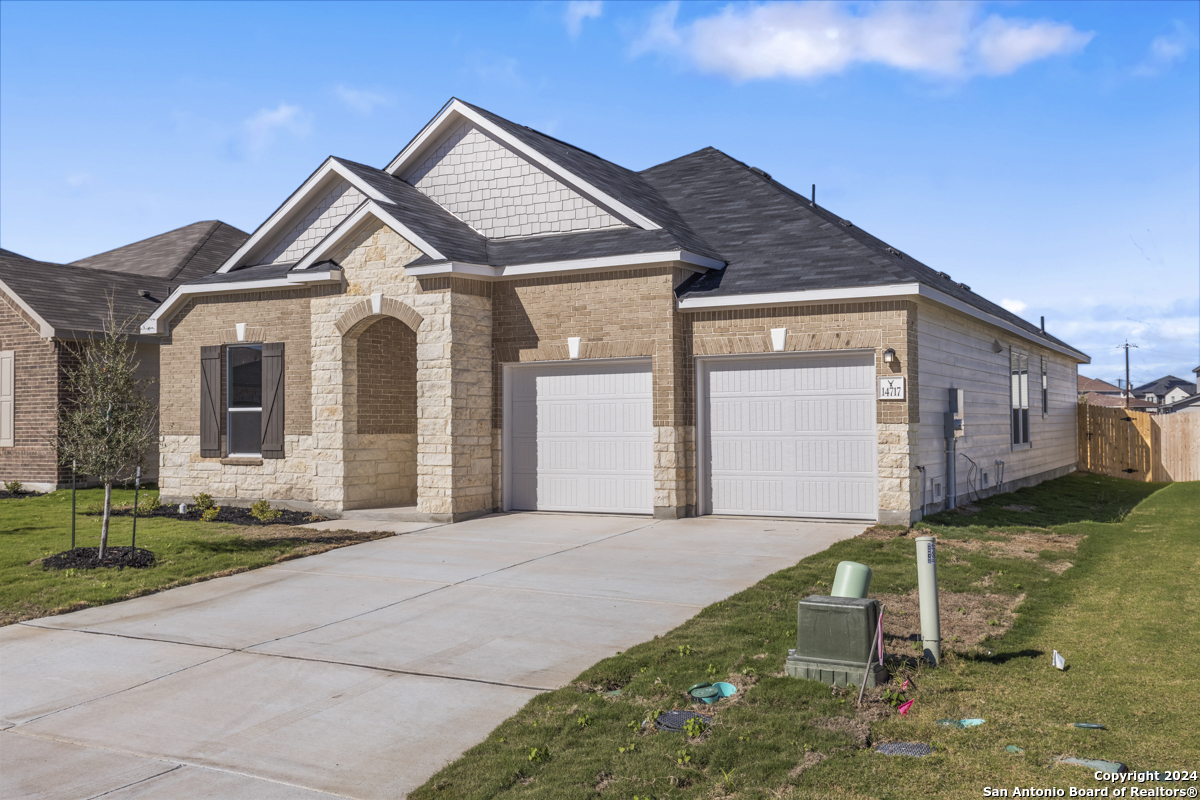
[414,278,493,521]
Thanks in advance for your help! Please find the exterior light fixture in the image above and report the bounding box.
[883,348,896,364]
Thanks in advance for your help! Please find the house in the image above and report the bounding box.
[1133,375,1197,406]
[0,222,248,489]
[141,99,1090,524]
[1077,375,1123,397]
[1079,392,1156,410]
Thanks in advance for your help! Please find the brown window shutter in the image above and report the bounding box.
[261,342,285,459]
[200,346,222,457]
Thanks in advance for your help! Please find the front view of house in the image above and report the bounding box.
[142,99,1089,524]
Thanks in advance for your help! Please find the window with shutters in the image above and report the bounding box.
[1011,349,1030,447]
[227,345,263,456]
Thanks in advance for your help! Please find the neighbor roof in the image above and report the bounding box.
[1132,375,1197,397]
[1079,375,1123,394]
[70,221,248,283]
[1081,392,1157,410]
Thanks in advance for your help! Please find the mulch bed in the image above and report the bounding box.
[0,489,45,500]
[43,547,156,571]
[90,505,323,526]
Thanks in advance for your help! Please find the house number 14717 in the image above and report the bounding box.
[878,377,905,400]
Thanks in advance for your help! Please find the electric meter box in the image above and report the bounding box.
[785,596,888,688]
[944,387,965,439]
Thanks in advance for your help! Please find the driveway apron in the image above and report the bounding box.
[1,513,863,799]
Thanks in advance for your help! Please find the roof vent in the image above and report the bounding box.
[138,290,150,297]
[885,247,902,258]
[938,271,951,280]
[959,283,971,291]
[842,220,853,227]
[750,167,772,180]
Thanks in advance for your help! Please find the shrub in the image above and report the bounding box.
[4,480,22,494]
[193,493,214,511]
[250,500,282,523]
[201,506,220,522]
[137,494,162,514]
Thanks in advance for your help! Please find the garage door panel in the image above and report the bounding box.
[507,361,653,515]
[705,355,877,521]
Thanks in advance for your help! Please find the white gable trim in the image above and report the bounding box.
[216,159,391,274]
[385,99,661,233]
[0,277,56,338]
[291,201,446,270]
[404,250,723,282]
[676,283,1089,363]
[139,271,343,335]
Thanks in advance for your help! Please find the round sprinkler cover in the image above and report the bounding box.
[655,710,711,732]
[875,742,933,757]
[1073,723,1106,730]
[688,683,719,699]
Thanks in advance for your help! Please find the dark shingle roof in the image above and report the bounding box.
[1133,375,1196,396]
[1,252,170,337]
[642,148,1083,356]
[70,221,248,282]
[188,261,302,285]
[0,248,32,260]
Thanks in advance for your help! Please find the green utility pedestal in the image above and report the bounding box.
[785,596,888,688]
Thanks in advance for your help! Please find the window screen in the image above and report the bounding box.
[1041,357,1048,415]
[1011,350,1029,445]
[227,345,262,455]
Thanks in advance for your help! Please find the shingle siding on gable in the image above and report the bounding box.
[264,180,365,264]
[407,120,627,239]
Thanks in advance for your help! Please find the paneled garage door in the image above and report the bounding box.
[701,353,878,520]
[505,360,653,514]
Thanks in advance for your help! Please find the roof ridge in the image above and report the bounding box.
[68,219,219,265]
[167,221,222,281]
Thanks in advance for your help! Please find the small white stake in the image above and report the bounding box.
[1053,650,1066,670]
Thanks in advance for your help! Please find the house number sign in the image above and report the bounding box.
[878,377,905,400]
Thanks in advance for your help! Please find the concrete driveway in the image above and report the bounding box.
[1,512,864,799]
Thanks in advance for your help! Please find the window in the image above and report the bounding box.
[227,345,262,456]
[0,350,13,448]
[1011,349,1029,446]
[1041,356,1048,415]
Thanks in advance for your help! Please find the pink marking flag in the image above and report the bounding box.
[898,699,915,716]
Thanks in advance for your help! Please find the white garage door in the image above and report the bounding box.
[505,360,653,514]
[701,353,877,520]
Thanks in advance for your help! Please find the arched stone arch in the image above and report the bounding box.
[335,295,424,339]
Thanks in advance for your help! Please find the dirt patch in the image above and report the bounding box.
[594,771,614,792]
[939,530,1083,563]
[876,589,1025,651]
[857,525,915,541]
[788,749,828,778]
[816,716,872,748]
[42,547,155,571]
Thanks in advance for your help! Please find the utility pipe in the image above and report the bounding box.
[915,535,941,666]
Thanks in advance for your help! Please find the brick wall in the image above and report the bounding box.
[0,293,58,486]
[356,316,417,435]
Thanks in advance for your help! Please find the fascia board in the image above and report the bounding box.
[0,277,56,338]
[216,159,391,274]
[676,282,1089,363]
[292,201,445,270]
[385,100,661,232]
[139,273,343,335]
[404,250,723,281]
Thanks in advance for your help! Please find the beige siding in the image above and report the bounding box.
[915,299,1078,513]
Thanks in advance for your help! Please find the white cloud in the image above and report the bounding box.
[1000,298,1027,314]
[242,103,309,155]
[334,84,390,115]
[565,0,603,40]
[1133,23,1194,77]
[633,1,1093,81]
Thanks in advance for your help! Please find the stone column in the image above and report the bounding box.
[310,297,348,512]
[414,278,493,521]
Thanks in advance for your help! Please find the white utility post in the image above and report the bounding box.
[915,535,941,665]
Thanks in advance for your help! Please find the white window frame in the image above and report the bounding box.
[0,350,13,448]
[226,344,263,457]
[1011,348,1031,449]
[1041,356,1048,417]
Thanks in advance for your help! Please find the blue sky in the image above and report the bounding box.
[1,0,1196,387]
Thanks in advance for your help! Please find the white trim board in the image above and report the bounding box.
[139,271,343,335]
[385,99,661,233]
[406,250,723,282]
[0,278,55,338]
[215,158,391,274]
[677,283,1089,363]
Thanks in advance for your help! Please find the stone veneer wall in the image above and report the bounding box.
[490,267,692,516]
[684,300,920,524]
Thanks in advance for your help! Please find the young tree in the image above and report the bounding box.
[57,305,157,560]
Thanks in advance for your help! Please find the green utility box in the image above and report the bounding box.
[785,596,889,688]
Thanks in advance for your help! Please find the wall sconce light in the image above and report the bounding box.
[883,348,896,364]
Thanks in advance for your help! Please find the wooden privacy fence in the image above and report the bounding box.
[1077,403,1200,482]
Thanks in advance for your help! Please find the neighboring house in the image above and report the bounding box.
[1133,375,1197,406]
[0,222,248,489]
[141,99,1090,524]
[1078,375,1122,397]
[1161,393,1200,414]
[1079,392,1156,410]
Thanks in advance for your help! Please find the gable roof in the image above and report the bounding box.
[1079,375,1122,394]
[1133,375,1197,396]
[70,221,248,283]
[1,222,246,339]
[1081,392,1157,410]
[642,148,1084,358]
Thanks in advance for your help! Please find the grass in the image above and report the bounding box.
[409,473,1199,799]
[0,486,388,625]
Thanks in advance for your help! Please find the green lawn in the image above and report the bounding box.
[0,487,386,626]
[409,474,1199,799]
